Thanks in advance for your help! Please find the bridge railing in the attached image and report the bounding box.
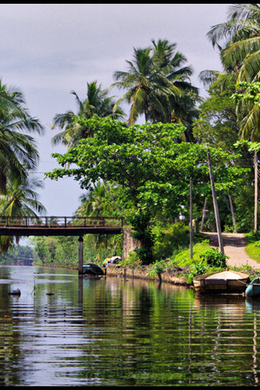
[0,216,124,228]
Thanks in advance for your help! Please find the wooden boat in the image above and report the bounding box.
[193,270,249,294]
[245,277,260,298]
[82,263,104,277]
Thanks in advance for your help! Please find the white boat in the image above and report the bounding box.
[193,270,249,294]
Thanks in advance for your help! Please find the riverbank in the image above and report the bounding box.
[104,264,192,286]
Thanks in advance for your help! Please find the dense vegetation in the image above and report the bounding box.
[3,5,260,279]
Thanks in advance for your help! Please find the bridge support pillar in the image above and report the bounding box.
[78,236,83,275]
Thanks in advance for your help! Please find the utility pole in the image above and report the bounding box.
[206,147,224,254]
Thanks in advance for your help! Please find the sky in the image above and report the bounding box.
[0,3,232,217]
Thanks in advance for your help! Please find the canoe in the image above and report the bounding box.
[245,277,260,298]
[82,263,104,277]
[193,270,249,294]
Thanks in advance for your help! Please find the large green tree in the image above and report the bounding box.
[46,116,246,264]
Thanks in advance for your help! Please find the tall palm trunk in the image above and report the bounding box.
[254,150,258,233]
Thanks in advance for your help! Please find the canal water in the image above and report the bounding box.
[0,265,260,386]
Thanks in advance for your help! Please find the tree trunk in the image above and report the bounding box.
[207,147,224,254]
[201,198,207,232]
[228,194,237,233]
[190,178,193,259]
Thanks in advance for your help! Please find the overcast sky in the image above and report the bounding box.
[0,3,231,216]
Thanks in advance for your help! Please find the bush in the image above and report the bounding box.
[199,248,227,268]
[148,260,166,280]
[152,222,190,259]
[187,260,207,283]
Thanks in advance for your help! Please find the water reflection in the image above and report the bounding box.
[0,265,260,385]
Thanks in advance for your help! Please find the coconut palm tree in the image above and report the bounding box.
[0,80,44,194]
[207,3,260,231]
[111,39,200,130]
[0,176,46,217]
[0,80,44,251]
[52,81,125,148]
[0,175,46,250]
[207,4,260,81]
[112,47,168,124]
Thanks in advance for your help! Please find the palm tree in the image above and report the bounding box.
[52,81,125,148]
[208,4,260,81]
[111,39,200,129]
[207,3,260,231]
[0,80,44,251]
[112,47,167,124]
[206,4,260,141]
[0,80,44,194]
[0,176,46,217]
[0,175,46,250]
[76,181,107,218]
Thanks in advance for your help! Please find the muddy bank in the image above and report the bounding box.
[104,265,192,286]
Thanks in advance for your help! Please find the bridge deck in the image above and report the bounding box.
[0,216,124,236]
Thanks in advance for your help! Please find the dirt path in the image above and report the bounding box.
[203,232,260,269]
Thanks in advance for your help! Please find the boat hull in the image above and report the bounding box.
[245,278,260,298]
[193,271,249,294]
[82,263,104,277]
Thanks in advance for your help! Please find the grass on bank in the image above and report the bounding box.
[121,231,260,283]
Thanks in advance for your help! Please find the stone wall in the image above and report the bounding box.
[122,228,140,260]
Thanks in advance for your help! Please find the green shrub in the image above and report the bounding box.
[187,260,207,283]
[152,222,190,259]
[148,260,166,279]
[199,248,227,268]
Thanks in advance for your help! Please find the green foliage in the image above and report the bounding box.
[187,260,207,283]
[199,248,227,268]
[47,116,248,264]
[0,244,35,263]
[152,222,190,259]
[30,233,122,267]
[148,260,166,279]
[171,240,212,267]
[243,231,260,264]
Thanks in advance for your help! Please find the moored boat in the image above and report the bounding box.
[193,270,249,294]
[245,277,260,298]
[82,263,104,277]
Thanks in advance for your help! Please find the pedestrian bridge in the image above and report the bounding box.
[0,216,137,274]
[0,216,124,236]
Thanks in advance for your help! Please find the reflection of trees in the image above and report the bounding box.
[1,266,260,385]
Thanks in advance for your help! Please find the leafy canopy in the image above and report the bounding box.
[46,116,247,263]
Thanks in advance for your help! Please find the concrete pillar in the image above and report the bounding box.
[78,236,83,275]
